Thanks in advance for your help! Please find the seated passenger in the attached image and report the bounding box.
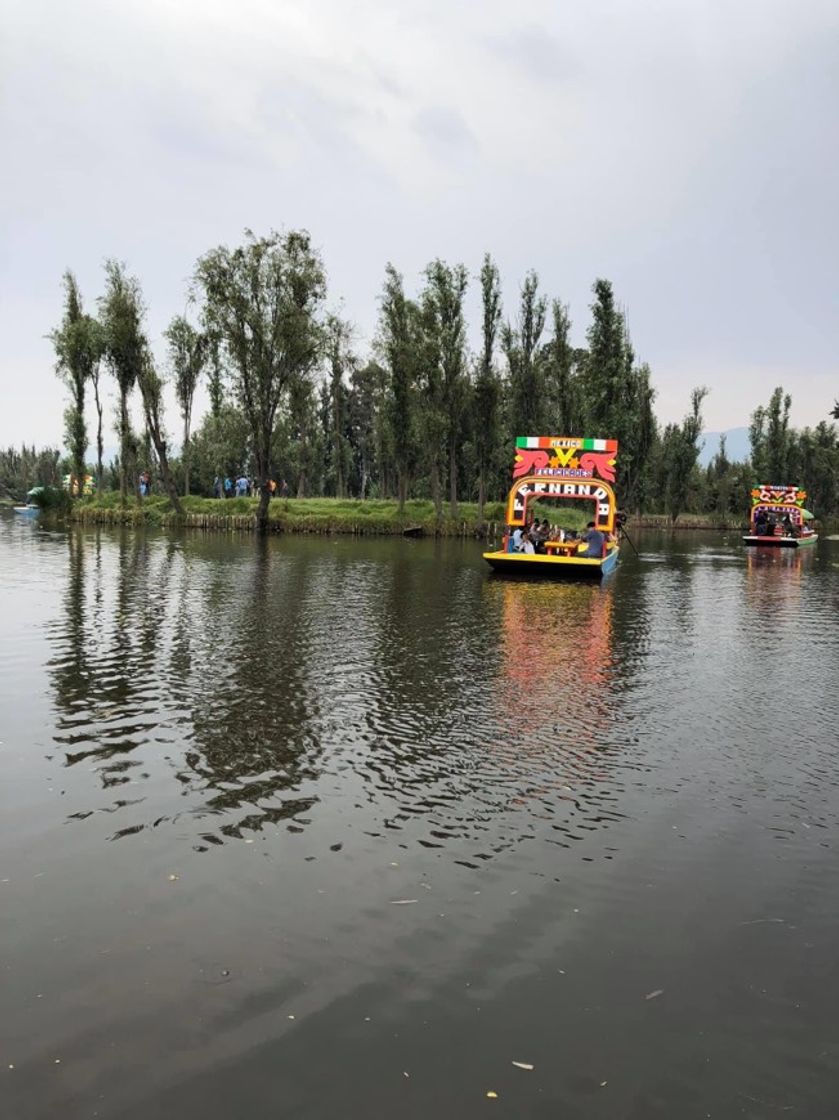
[521,533,535,555]
[579,521,606,557]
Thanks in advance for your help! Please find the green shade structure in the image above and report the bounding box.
[802,509,815,520]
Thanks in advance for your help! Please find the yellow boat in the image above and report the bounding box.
[483,435,621,579]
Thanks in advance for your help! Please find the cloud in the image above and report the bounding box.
[1,0,838,449]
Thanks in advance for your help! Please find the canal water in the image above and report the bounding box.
[2,515,838,1119]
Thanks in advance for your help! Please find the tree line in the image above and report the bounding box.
[3,229,836,525]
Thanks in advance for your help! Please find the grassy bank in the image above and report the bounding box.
[70,494,508,536]
[63,494,764,535]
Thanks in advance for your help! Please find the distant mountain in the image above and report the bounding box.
[698,427,750,467]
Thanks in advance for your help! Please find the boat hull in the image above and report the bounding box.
[742,534,818,548]
[12,506,39,518]
[483,547,619,578]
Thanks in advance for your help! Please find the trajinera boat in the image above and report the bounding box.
[743,485,818,548]
[483,436,620,577]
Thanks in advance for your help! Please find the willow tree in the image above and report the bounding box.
[473,253,502,520]
[194,230,326,531]
[50,272,102,495]
[100,260,181,513]
[164,316,206,495]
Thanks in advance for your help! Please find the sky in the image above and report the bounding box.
[2,0,838,451]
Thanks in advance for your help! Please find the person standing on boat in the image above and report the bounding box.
[511,525,523,551]
[580,521,605,557]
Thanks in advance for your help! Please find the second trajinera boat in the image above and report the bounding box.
[742,485,818,548]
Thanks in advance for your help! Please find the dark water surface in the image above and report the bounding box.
[2,516,839,1119]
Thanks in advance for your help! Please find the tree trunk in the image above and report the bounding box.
[449,436,458,519]
[430,458,442,519]
[255,478,270,533]
[183,415,191,496]
[478,468,486,523]
[141,394,183,516]
[149,428,183,515]
[398,470,406,514]
[118,393,129,505]
[93,375,104,492]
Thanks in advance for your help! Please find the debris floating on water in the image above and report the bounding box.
[512,1061,534,1070]
[645,989,664,1001]
[167,874,179,882]
[390,899,418,905]
[486,1090,498,1099]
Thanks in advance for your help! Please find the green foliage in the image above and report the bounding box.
[50,272,103,494]
[46,236,839,528]
[502,271,547,437]
[0,446,63,501]
[164,315,207,494]
[378,264,419,511]
[194,229,326,528]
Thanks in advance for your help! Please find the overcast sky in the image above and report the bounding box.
[2,0,837,450]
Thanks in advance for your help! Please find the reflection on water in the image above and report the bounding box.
[45,531,650,861]
[3,518,839,1120]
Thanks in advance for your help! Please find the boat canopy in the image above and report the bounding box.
[505,436,619,533]
[749,484,808,527]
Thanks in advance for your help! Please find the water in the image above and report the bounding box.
[2,515,838,1119]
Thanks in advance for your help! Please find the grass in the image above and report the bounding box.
[67,494,762,534]
[71,494,508,536]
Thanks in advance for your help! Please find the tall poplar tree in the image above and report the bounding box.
[378,264,418,513]
[473,253,502,519]
[502,271,546,437]
[164,316,206,495]
[51,272,102,495]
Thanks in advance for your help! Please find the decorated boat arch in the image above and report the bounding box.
[483,436,621,577]
[743,484,818,548]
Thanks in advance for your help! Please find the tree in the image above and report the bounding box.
[50,272,102,495]
[100,260,182,513]
[347,361,383,498]
[189,404,251,495]
[543,300,579,435]
[137,349,184,513]
[473,253,502,520]
[324,315,353,498]
[422,260,469,517]
[89,328,106,491]
[378,264,418,513]
[99,260,143,503]
[502,271,547,437]
[164,316,206,495]
[194,230,326,531]
[660,387,708,521]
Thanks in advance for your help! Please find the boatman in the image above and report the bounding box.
[579,521,605,557]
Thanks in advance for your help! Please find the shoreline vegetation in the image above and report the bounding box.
[63,494,753,536]
[9,231,836,530]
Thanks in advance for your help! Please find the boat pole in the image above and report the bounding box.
[616,510,639,556]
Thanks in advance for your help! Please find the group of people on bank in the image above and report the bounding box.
[213,477,290,500]
[504,518,610,557]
